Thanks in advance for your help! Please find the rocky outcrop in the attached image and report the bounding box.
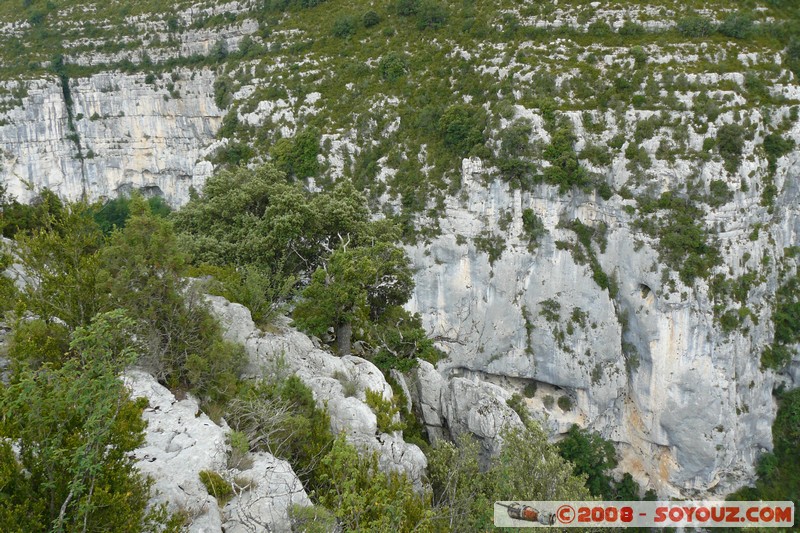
[0,69,222,207]
[124,369,309,533]
[404,152,800,497]
[207,295,429,490]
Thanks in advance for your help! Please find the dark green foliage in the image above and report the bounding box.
[728,389,800,527]
[587,20,613,37]
[636,193,721,284]
[91,195,171,234]
[213,76,233,109]
[429,423,593,531]
[557,424,617,499]
[0,187,65,239]
[416,0,447,30]
[292,241,415,358]
[716,124,745,173]
[379,51,407,81]
[677,15,716,37]
[269,128,320,178]
[369,306,443,372]
[521,208,546,248]
[719,12,754,40]
[0,311,175,532]
[332,14,357,38]
[214,141,255,167]
[506,393,530,425]
[101,197,245,402]
[762,274,800,369]
[579,143,611,166]
[395,0,418,16]
[362,10,380,27]
[438,103,486,156]
[543,126,589,192]
[706,179,733,207]
[618,21,645,36]
[764,133,795,173]
[557,395,573,411]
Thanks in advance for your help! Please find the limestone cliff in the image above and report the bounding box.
[2,0,799,501]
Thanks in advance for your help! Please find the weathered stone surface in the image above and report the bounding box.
[124,369,228,533]
[0,70,222,207]
[222,453,311,533]
[124,369,310,533]
[207,296,428,490]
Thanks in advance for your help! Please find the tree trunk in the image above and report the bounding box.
[336,321,352,356]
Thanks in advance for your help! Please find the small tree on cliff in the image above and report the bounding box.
[292,241,413,355]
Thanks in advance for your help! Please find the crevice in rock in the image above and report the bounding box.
[52,55,87,198]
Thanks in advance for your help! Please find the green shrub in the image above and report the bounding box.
[677,15,716,37]
[716,124,745,173]
[317,435,433,530]
[396,0,418,16]
[438,103,485,156]
[543,126,589,192]
[718,12,754,39]
[416,0,447,30]
[332,14,357,38]
[365,388,406,433]
[558,395,573,411]
[587,20,613,37]
[618,21,645,36]
[707,179,733,207]
[362,10,380,27]
[521,208,546,248]
[543,395,555,409]
[199,471,234,505]
[556,424,617,498]
[579,144,611,166]
[379,51,408,81]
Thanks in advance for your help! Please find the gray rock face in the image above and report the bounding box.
[207,295,429,490]
[123,369,309,533]
[404,154,800,497]
[222,453,311,533]
[0,70,222,207]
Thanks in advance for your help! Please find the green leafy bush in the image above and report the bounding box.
[438,103,486,156]
[362,10,380,27]
[429,423,592,531]
[521,208,546,248]
[365,388,406,433]
[719,12,754,39]
[316,435,434,531]
[379,51,408,81]
[716,124,745,173]
[416,0,447,30]
[0,311,178,531]
[677,15,716,37]
[558,395,573,411]
[543,126,589,192]
[332,14,357,38]
[199,470,234,505]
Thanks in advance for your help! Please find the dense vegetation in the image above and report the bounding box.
[172,164,442,371]
[728,387,800,528]
[0,177,606,531]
